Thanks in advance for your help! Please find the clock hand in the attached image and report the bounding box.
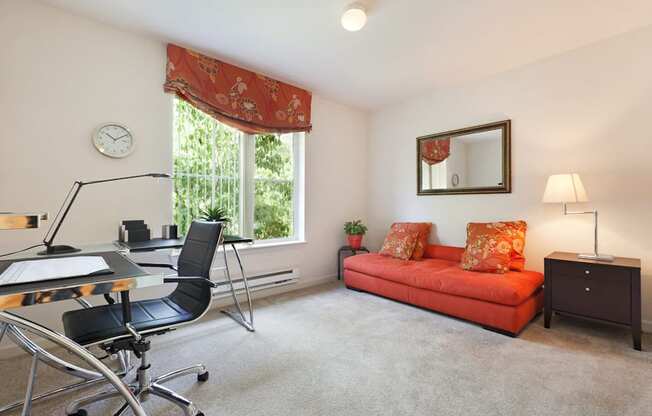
[114,134,130,141]
[103,132,116,140]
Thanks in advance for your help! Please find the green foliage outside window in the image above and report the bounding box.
[173,98,297,241]
[254,134,294,240]
[173,99,240,236]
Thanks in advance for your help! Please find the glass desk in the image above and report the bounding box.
[0,245,161,416]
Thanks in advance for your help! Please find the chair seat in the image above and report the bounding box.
[62,297,194,346]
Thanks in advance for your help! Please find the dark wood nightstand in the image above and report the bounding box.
[544,252,642,350]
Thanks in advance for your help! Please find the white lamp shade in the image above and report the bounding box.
[542,173,589,203]
[341,5,367,31]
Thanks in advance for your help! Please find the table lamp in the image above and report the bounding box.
[40,173,171,255]
[542,173,614,262]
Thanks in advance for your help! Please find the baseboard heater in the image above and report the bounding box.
[212,268,298,298]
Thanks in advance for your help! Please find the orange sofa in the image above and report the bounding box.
[343,244,544,336]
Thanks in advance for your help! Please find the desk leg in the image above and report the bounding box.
[0,323,120,414]
[220,244,255,332]
[0,312,146,416]
[20,352,39,416]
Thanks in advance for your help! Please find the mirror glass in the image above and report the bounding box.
[417,121,510,195]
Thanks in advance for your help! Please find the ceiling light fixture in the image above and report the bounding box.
[341,3,367,32]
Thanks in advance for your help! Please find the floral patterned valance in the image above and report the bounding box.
[164,44,312,134]
[421,138,451,165]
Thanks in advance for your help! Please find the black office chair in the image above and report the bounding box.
[62,220,225,416]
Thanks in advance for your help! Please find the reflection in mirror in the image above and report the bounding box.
[417,120,510,195]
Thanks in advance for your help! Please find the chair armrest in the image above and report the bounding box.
[137,262,178,271]
[163,276,218,288]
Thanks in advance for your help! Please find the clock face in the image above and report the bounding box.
[92,123,134,158]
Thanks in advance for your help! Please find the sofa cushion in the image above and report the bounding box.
[379,228,420,260]
[413,266,543,306]
[344,253,543,306]
[388,222,432,260]
[461,221,528,273]
[344,253,456,287]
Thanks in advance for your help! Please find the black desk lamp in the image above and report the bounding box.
[39,173,171,255]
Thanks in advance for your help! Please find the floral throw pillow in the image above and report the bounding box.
[379,228,420,260]
[389,222,432,260]
[460,221,528,274]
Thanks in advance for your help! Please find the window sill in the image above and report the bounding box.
[164,239,307,259]
[234,239,307,253]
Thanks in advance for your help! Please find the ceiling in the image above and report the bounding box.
[40,0,652,110]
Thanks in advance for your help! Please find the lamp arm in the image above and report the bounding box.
[42,181,83,248]
[561,202,594,216]
[42,173,171,251]
[81,173,170,186]
[562,203,599,256]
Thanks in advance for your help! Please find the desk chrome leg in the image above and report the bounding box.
[0,323,7,345]
[8,325,101,380]
[0,312,146,416]
[220,244,255,332]
[20,352,39,416]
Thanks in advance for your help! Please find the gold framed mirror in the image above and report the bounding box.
[417,120,511,195]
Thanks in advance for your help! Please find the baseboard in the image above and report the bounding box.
[208,273,335,308]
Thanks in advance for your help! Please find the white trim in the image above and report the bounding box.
[241,133,255,237]
[293,132,306,241]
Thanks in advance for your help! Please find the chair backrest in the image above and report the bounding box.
[168,220,224,315]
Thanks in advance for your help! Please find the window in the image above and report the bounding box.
[173,99,304,242]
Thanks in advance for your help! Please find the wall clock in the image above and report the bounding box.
[92,123,135,158]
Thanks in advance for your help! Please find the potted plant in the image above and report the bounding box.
[344,220,367,249]
[200,206,230,224]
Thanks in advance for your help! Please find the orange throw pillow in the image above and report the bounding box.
[461,221,528,274]
[379,228,420,260]
[389,222,432,260]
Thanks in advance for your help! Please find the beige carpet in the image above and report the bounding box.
[1,282,651,416]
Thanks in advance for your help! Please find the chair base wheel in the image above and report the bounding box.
[197,371,209,382]
[68,410,88,416]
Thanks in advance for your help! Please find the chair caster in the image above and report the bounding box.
[198,371,209,382]
[68,410,88,416]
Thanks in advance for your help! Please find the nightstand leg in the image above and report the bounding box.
[633,329,642,351]
[632,268,642,350]
[544,309,551,329]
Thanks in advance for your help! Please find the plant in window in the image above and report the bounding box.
[200,206,231,224]
[343,220,367,249]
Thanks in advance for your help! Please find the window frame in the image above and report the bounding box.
[239,132,305,244]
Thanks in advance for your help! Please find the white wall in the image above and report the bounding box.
[0,0,367,335]
[368,24,652,323]
[465,139,502,187]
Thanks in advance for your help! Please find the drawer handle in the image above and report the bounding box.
[585,270,590,275]
[585,287,591,292]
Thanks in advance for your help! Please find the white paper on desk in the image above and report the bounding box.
[0,256,112,286]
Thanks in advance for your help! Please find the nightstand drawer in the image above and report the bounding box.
[551,273,631,324]
[550,261,630,281]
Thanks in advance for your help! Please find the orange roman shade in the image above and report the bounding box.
[164,44,312,134]
[420,138,451,165]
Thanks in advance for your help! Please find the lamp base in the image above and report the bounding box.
[578,253,615,262]
[37,245,82,256]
